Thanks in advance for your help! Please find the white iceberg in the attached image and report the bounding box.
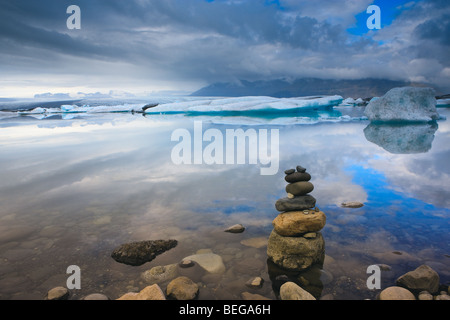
[14,95,344,116]
[144,95,343,114]
[364,87,439,122]
[342,97,365,105]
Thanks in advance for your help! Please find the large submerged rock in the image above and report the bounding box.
[396,264,440,294]
[111,239,178,266]
[364,87,439,122]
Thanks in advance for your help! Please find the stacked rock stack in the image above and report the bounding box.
[267,165,326,271]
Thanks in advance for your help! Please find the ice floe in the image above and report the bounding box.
[12,95,343,116]
[144,95,344,114]
[364,87,440,122]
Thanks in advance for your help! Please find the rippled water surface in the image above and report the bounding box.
[0,107,449,300]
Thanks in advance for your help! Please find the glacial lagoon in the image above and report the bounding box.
[0,105,449,300]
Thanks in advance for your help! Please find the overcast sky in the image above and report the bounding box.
[0,0,449,98]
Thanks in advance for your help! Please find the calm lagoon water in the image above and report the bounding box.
[0,106,449,300]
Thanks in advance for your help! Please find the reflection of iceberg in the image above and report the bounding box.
[364,122,438,154]
[178,108,361,125]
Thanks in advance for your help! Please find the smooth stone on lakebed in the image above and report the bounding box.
[141,264,178,284]
[396,264,440,294]
[46,286,69,300]
[166,276,199,300]
[240,237,268,248]
[275,195,316,212]
[117,284,166,300]
[82,293,110,300]
[183,250,226,274]
[241,292,271,300]
[280,282,316,300]
[224,224,245,233]
[378,286,415,300]
[179,259,195,268]
[286,181,314,196]
[285,172,311,183]
[245,276,264,288]
[418,291,433,300]
[272,210,326,236]
[111,239,178,266]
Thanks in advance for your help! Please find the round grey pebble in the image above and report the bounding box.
[284,169,295,175]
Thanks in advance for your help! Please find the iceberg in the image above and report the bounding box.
[364,87,439,122]
[342,97,365,106]
[144,95,343,114]
[17,103,145,115]
[13,95,344,116]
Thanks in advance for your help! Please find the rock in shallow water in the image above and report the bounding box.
[117,284,166,300]
[166,276,199,300]
[418,291,433,300]
[224,224,245,233]
[111,239,178,266]
[285,172,311,183]
[182,251,225,274]
[240,237,268,248]
[141,264,178,284]
[280,282,316,300]
[272,210,326,236]
[241,292,271,300]
[378,286,415,300]
[396,264,440,294]
[275,195,316,212]
[296,165,307,173]
[245,276,264,288]
[46,286,69,300]
[341,201,364,208]
[82,293,110,300]
[267,230,325,271]
[286,181,314,196]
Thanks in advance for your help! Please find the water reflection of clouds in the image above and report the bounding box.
[278,115,450,212]
[366,118,450,209]
[1,112,449,226]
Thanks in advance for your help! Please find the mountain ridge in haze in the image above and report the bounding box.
[191,78,436,98]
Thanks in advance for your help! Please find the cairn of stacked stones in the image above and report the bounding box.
[267,165,326,271]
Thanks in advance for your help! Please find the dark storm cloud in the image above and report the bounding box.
[415,14,450,46]
[0,1,128,59]
[0,0,449,95]
[0,0,349,58]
